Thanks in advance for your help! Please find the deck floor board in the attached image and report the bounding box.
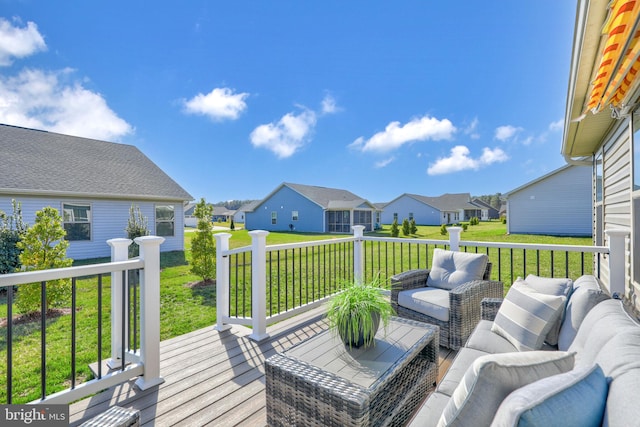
[70,309,456,426]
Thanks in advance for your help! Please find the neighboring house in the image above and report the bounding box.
[381,193,482,225]
[184,202,197,227]
[471,198,500,220]
[212,206,234,222]
[0,124,193,260]
[563,0,640,308]
[373,203,387,229]
[505,165,592,236]
[233,200,260,224]
[245,182,376,232]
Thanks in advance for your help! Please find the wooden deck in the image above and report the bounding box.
[69,308,456,426]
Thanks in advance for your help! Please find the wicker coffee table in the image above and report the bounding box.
[265,317,438,427]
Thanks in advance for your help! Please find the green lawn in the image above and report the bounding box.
[0,221,592,403]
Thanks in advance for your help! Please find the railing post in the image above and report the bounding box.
[605,229,629,298]
[447,226,462,251]
[107,238,132,369]
[249,230,269,341]
[134,235,165,390]
[214,233,232,332]
[352,225,365,284]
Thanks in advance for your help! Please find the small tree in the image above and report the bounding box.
[230,219,235,231]
[440,224,448,236]
[401,218,410,236]
[190,198,216,282]
[0,200,28,274]
[16,207,73,314]
[410,218,418,235]
[390,218,400,238]
[126,204,150,257]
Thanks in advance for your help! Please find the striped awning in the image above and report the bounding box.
[586,0,640,114]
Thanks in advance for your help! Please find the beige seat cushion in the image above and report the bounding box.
[398,287,450,322]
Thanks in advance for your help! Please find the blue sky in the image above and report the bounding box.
[0,1,576,204]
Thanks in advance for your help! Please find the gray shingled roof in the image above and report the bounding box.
[0,124,192,201]
[284,183,373,209]
[406,193,478,211]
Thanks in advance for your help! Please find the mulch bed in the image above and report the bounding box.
[0,308,76,328]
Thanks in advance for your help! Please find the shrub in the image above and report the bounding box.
[401,218,410,236]
[0,200,27,274]
[390,218,400,237]
[16,207,73,314]
[462,223,468,231]
[410,218,418,235]
[230,219,235,231]
[125,204,149,258]
[502,217,507,224]
[190,198,216,281]
[440,224,447,235]
[470,216,479,226]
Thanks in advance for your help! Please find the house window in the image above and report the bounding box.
[353,210,372,231]
[632,112,640,285]
[375,211,381,225]
[292,211,298,221]
[327,210,350,233]
[393,213,398,222]
[155,205,175,237]
[271,211,277,225]
[409,212,414,221]
[63,203,91,241]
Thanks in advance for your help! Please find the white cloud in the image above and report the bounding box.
[494,125,523,141]
[0,68,133,140]
[250,109,317,158]
[0,18,47,66]
[374,156,395,168]
[549,119,563,131]
[183,87,248,121]
[321,94,338,114]
[427,145,508,175]
[350,115,456,153]
[464,117,480,139]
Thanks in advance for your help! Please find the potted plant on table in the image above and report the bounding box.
[326,275,395,349]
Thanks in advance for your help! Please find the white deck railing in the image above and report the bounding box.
[0,236,164,404]
[215,226,626,341]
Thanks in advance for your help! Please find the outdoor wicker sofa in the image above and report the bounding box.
[410,274,640,426]
[390,249,503,350]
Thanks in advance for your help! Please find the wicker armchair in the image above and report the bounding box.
[391,255,503,350]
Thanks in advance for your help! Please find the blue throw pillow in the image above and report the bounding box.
[491,364,608,427]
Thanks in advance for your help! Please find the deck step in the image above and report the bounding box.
[79,406,140,427]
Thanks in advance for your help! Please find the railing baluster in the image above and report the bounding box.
[523,249,527,277]
[268,252,272,316]
[537,250,541,276]
[71,278,76,389]
[7,285,13,404]
[497,248,502,283]
[551,251,555,278]
[121,271,126,372]
[97,274,102,380]
[41,280,46,399]
[277,251,282,313]
[565,251,570,278]
[510,248,514,284]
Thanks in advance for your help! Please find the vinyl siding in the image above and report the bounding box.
[599,119,633,298]
[507,165,592,236]
[0,196,185,260]
[245,186,325,232]
[381,196,441,225]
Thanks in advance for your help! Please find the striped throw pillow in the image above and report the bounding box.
[491,281,566,351]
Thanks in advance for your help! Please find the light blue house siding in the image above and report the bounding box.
[381,195,441,225]
[0,196,185,260]
[246,186,325,232]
